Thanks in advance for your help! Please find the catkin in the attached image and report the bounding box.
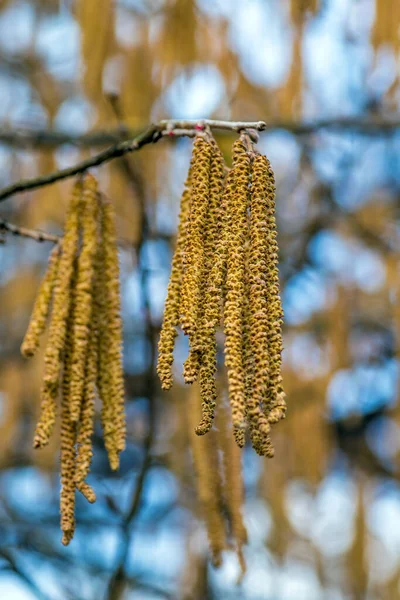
[75,305,98,487]
[223,140,250,433]
[188,384,226,567]
[43,180,82,392]
[21,243,60,358]
[157,163,192,390]
[181,137,213,385]
[21,173,125,545]
[68,174,99,422]
[33,385,58,449]
[180,136,212,343]
[245,153,274,456]
[159,132,285,458]
[217,401,247,576]
[260,155,286,424]
[195,141,225,434]
[60,294,77,545]
[97,194,125,470]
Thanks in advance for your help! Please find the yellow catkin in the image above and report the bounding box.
[33,385,58,449]
[196,340,217,435]
[217,401,247,577]
[260,155,286,424]
[195,141,225,435]
[224,140,250,435]
[157,162,192,390]
[241,246,253,450]
[69,174,99,422]
[75,300,98,488]
[246,153,275,457]
[60,275,96,545]
[203,167,233,331]
[60,299,77,545]
[97,195,125,470]
[180,136,213,346]
[21,243,61,358]
[43,180,82,392]
[76,481,96,504]
[188,384,226,567]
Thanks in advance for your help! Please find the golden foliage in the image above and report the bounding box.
[76,0,115,100]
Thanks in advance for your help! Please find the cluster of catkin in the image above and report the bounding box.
[158,132,286,456]
[21,174,125,545]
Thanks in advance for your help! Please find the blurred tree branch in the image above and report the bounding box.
[0,116,400,150]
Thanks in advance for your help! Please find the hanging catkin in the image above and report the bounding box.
[21,173,125,545]
[246,152,275,457]
[97,194,126,470]
[43,180,82,392]
[157,156,193,390]
[195,140,225,435]
[261,155,286,425]
[187,383,226,567]
[223,139,250,437]
[33,182,83,449]
[75,278,99,488]
[68,174,99,422]
[21,243,61,358]
[180,136,213,385]
[217,400,247,577]
[159,131,285,459]
[60,284,78,546]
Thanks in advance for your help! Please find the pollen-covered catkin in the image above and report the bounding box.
[43,180,82,392]
[260,155,286,424]
[195,141,225,434]
[224,140,250,434]
[97,195,125,470]
[203,166,232,331]
[69,174,99,422]
[60,300,77,545]
[21,243,60,358]
[180,136,212,342]
[75,305,98,488]
[33,385,58,448]
[157,165,192,390]
[245,153,274,457]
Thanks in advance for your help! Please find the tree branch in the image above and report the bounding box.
[0,116,399,149]
[2,115,399,205]
[0,219,60,244]
[0,120,266,204]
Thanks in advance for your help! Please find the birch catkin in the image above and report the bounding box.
[21,243,60,358]
[159,132,285,458]
[223,140,250,435]
[21,173,125,545]
[43,180,82,392]
[68,174,99,422]
[157,163,192,390]
[97,194,126,470]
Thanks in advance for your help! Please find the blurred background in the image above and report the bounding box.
[1,0,400,598]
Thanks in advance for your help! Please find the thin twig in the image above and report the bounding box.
[0,217,157,250]
[0,218,60,243]
[0,124,162,204]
